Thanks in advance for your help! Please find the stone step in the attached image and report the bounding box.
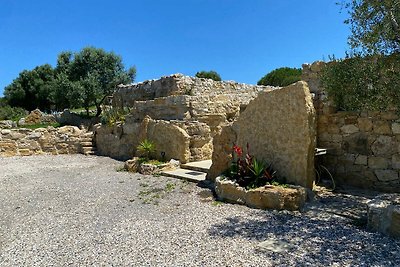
[84,150,97,156]
[181,160,212,173]
[83,132,94,138]
[82,147,97,154]
[80,141,94,147]
[161,168,207,183]
[81,138,93,142]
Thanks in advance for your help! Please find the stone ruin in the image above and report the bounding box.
[95,74,274,162]
[95,75,317,189]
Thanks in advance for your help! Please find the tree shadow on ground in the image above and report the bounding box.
[208,190,400,266]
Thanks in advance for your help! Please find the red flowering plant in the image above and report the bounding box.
[224,143,276,189]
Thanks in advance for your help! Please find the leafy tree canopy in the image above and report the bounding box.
[340,0,400,54]
[4,64,55,111]
[321,53,400,111]
[195,70,222,81]
[257,67,302,87]
[56,47,136,116]
[4,47,136,116]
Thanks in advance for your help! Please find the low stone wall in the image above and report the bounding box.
[303,61,400,192]
[208,82,317,189]
[0,126,88,157]
[94,116,212,163]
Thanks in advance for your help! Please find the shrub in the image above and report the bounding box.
[224,144,276,189]
[0,105,27,121]
[100,106,130,126]
[257,67,302,87]
[321,53,400,111]
[137,139,156,160]
[195,70,222,81]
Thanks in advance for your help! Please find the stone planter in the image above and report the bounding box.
[124,157,180,175]
[215,176,307,211]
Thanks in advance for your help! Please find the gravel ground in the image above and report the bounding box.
[0,155,399,267]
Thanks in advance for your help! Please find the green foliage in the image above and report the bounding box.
[340,0,400,54]
[4,64,55,111]
[195,70,222,81]
[100,106,130,126]
[19,123,61,129]
[0,105,27,121]
[257,67,302,87]
[225,144,276,189]
[3,46,136,115]
[137,139,156,160]
[321,53,400,111]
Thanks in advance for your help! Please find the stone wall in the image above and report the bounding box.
[208,82,317,189]
[113,74,271,107]
[0,126,89,157]
[94,116,212,163]
[303,61,400,192]
[98,74,274,163]
[113,74,273,133]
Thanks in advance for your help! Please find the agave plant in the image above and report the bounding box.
[136,139,156,160]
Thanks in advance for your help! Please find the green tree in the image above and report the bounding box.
[4,64,55,111]
[3,47,136,116]
[321,53,400,111]
[340,0,400,54]
[60,47,136,116]
[257,67,302,87]
[195,70,222,81]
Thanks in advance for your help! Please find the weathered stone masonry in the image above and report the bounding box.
[303,62,400,192]
[0,126,91,157]
[208,81,317,189]
[95,74,274,162]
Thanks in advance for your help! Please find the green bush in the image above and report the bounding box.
[195,70,222,81]
[257,67,302,87]
[100,106,130,126]
[321,53,400,111]
[0,105,27,121]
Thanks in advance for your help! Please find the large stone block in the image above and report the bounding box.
[343,132,369,155]
[371,136,395,156]
[215,177,307,211]
[0,141,17,156]
[368,157,390,169]
[147,120,191,163]
[209,81,316,188]
[358,118,373,132]
[367,194,400,239]
[374,170,398,182]
[373,121,392,135]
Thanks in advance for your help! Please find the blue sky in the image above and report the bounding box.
[0,0,350,96]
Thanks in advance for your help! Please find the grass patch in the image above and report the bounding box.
[138,182,176,205]
[211,200,224,206]
[19,123,61,129]
[271,181,289,188]
[138,157,166,166]
[165,182,176,192]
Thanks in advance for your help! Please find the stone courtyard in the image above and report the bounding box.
[0,155,399,266]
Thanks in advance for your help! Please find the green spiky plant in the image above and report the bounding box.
[136,139,156,160]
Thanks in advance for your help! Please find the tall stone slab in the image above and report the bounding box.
[208,81,316,189]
